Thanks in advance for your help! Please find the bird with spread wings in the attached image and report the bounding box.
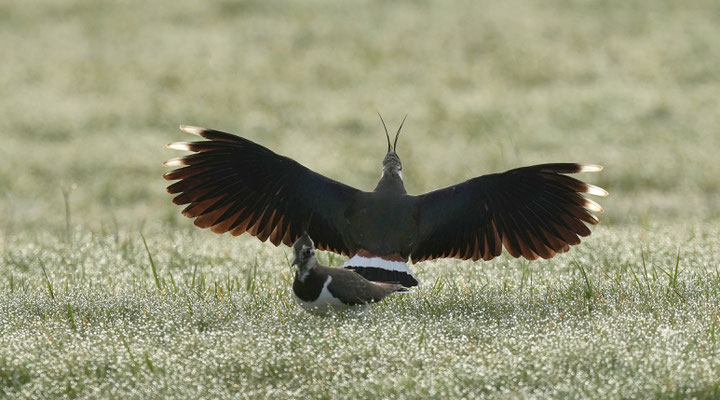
[163,118,607,286]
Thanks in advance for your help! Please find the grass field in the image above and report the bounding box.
[2,0,720,398]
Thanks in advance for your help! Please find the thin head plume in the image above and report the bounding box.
[394,114,407,152]
[377,112,391,153]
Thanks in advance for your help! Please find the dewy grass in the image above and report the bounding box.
[1,223,719,398]
[2,0,720,398]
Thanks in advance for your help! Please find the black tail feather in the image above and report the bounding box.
[345,266,420,287]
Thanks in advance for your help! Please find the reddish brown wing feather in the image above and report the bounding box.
[164,126,360,255]
[411,163,607,263]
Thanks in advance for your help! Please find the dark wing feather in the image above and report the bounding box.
[324,266,402,305]
[164,126,360,255]
[411,163,608,263]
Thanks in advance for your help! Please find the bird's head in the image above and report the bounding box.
[292,232,318,280]
[379,113,406,179]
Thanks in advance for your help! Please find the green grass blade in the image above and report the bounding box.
[38,257,55,301]
[141,233,162,291]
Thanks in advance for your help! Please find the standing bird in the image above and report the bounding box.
[163,116,608,287]
[291,232,404,313]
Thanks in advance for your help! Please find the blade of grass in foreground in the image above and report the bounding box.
[141,233,162,291]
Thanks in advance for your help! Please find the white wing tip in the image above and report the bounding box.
[579,164,603,173]
[167,142,192,151]
[584,198,604,213]
[163,157,185,167]
[179,125,206,136]
[585,184,609,197]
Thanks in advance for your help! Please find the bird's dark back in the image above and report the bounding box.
[345,192,418,257]
[322,265,398,304]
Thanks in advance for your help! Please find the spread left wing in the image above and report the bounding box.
[163,126,360,255]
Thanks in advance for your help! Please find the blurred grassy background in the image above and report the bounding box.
[2,2,720,398]
[1,0,719,235]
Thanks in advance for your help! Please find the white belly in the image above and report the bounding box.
[293,276,350,314]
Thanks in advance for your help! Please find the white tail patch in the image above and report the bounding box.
[343,255,421,285]
[344,255,409,272]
